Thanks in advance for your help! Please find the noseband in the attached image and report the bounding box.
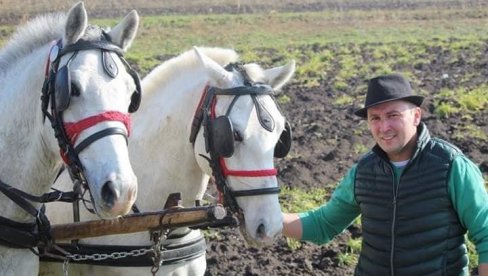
[190,64,283,215]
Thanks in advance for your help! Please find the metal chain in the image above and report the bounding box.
[63,259,69,276]
[55,231,168,276]
[150,229,168,275]
[58,248,153,276]
[66,247,153,262]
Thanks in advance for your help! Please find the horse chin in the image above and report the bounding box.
[90,193,136,219]
[238,223,275,247]
[85,175,138,219]
[93,200,135,219]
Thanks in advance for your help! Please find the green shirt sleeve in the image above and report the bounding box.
[298,165,361,244]
[449,156,488,263]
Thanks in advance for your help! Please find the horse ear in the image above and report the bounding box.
[106,10,139,51]
[193,46,236,88]
[64,1,88,45]
[263,60,296,91]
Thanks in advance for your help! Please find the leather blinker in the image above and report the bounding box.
[54,65,71,112]
[102,51,118,78]
[252,95,274,132]
[274,121,292,158]
[209,116,235,158]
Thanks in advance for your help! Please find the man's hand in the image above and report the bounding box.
[282,213,302,240]
[479,263,488,276]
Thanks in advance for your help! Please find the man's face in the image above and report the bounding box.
[367,100,421,161]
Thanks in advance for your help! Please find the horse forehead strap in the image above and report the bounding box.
[59,40,124,57]
[58,40,124,79]
[189,84,275,145]
[213,85,276,132]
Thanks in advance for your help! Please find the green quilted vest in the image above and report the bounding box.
[354,123,468,276]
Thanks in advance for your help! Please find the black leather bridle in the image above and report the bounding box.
[189,63,283,216]
[0,33,140,249]
[40,35,139,204]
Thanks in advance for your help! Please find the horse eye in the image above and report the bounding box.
[71,83,80,97]
[234,130,243,142]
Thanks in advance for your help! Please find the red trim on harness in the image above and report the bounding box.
[60,150,70,164]
[210,92,217,118]
[219,158,277,177]
[218,190,224,205]
[193,84,210,120]
[64,111,131,144]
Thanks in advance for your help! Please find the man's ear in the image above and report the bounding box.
[413,107,422,126]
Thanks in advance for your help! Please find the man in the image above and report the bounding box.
[282,73,488,275]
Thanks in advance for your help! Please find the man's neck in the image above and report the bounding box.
[391,160,409,167]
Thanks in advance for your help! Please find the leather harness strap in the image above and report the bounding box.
[0,179,52,248]
[39,231,207,267]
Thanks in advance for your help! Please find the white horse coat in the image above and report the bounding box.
[0,2,140,275]
[40,47,295,275]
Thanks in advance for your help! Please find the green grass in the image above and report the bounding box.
[2,7,488,77]
[276,95,291,105]
[352,143,369,155]
[280,186,329,213]
[435,102,460,118]
[280,187,329,249]
[467,238,479,269]
[129,12,487,76]
[67,8,487,77]
[338,251,358,267]
[458,87,488,111]
[434,85,488,123]
[338,237,362,267]
[453,125,488,143]
[334,95,355,107]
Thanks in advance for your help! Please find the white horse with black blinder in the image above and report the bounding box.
[0,2,140,274]
[40,47,295,275]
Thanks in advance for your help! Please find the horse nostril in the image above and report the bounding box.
[101,181,117,208]
[256,223,266,238]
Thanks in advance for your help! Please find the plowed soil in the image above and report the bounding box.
[204,43,488,276]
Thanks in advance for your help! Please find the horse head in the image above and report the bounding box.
[42,2,140,218]
[192,47,295,246]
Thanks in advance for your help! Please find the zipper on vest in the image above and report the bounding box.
[390,197,396,276]
[390,165,397,276]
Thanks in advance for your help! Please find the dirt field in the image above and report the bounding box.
[1,1,486,275]
[199,4,488,275]
[203,43,488,275]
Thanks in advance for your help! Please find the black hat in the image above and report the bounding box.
[354,73,424,118]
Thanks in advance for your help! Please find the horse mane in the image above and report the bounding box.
[0,13,65,72]
[0,13,107,73]
[142,47,240,96]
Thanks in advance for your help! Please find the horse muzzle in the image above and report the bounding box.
[92,175,138,218]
